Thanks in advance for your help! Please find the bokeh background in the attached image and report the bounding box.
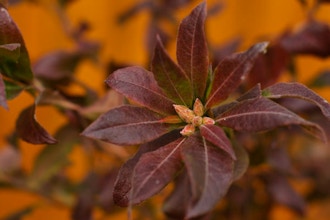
[1,0,330,219]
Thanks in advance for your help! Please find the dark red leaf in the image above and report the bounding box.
[113,130,182,206]
[280,20,330,58]
[205,42,268,108]
[163,171,192,219]
[16,105,57,144]
[248,43,290,88]
[0,74,8,110]
[151,36,193,106]
[181,134,234,218]
[200,124,236,159]
[106,66,175,115]
[216,97,326,142]
[82,105,173,145]
[232,142,249,181]
[263,82,330,119]
[128,137,185,205]
[0,4,33,83]
[33,50,83,83]
[176,2,209,99]
[212,84,262,117]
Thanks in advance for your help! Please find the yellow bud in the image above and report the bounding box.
[192,116,203,127]
[193,98,204,116]
[173,104,195,123]
[202,117,215,125]
[180,124,195,136]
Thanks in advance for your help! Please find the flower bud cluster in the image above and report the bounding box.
[173,98,215,136]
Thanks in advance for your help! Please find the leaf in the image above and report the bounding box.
[212,83,262,117]
[216,97,327,142]
[0,43,20,61]
[113,130,182,206]
[0,4,33,83]
[205,42,268,108]
[264,173,306,215]
[106,66,175,115]
[280,20,330,58]
[15,105,57,145]
[176,2,209,99]
[308,70,330,88]
[263,82,330,119]
[151,36,193,106]
[232,142,249,181]
[0,73,8,109]
[181,134,234,218]
[2,77,25,100]
[200,124,236,160]
[33,50,83,83]
[28,125,78,188]
[128,137,185,205]
[82,105,173,145]
[248,43,290,88]
[163,171,192,219]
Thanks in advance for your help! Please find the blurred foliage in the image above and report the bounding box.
[0,0,330,219]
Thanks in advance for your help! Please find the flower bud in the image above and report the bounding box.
[192,116,203,127]
[202,117,215,125]
[193,98,204,116]
[180,124,195,136]
[173,104,195,123]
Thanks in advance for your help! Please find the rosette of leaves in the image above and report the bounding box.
[83,2,330,218]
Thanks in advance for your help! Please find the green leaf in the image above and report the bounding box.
[0,43,20,61]
[3,77,25,100]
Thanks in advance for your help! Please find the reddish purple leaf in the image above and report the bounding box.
[33,50,83,82]
[280,20,330,58]
[176,2,209,99]
[163,171,192,219]
[106,66,175,115]
[128,138,185,205]
[200,124,236,160]
[263,82,330,119]
[113,130,182,206]
[232,143,249,181]
[151,36,193,106]
[0,74,8,110]
[181,134,234,218]
[0,4,33,83]
[16,105,57,144]
[248,43,289,88]
[82,105,172,145]
[205,42,268,108]
[212,83,262,117]
[216,97,326,142]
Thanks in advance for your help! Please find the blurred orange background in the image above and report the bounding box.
[1,0,330,219]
